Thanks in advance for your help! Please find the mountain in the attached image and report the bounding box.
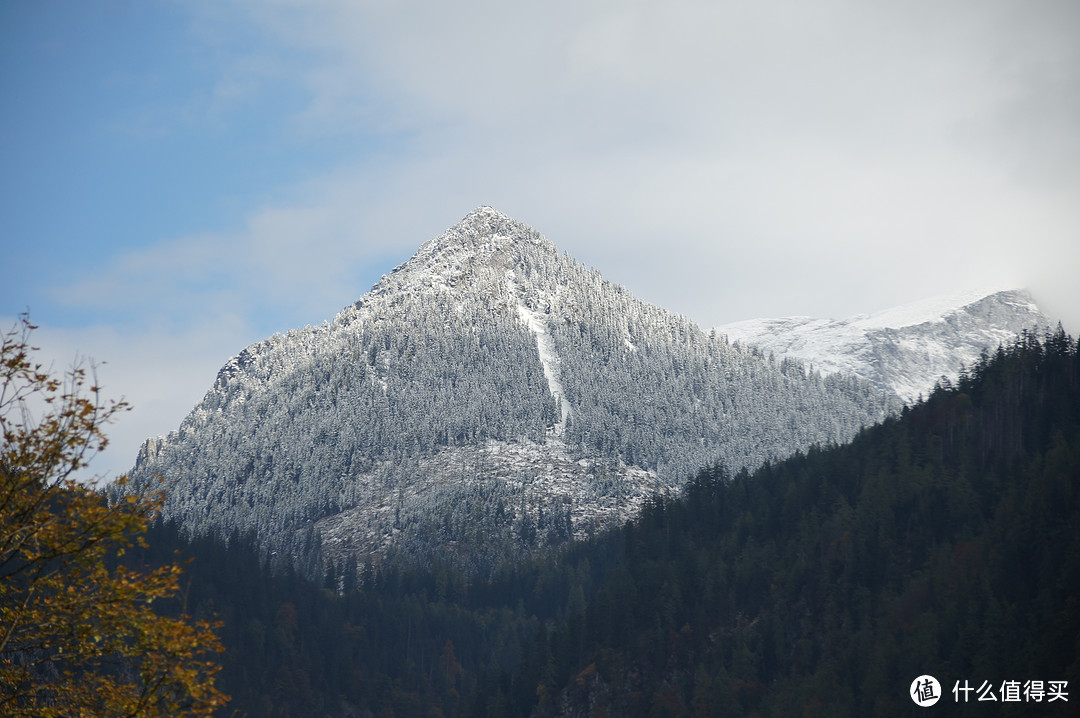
[717,288,1050,403]
[511,329,1080,718]
[129,329,1080,718]
[125,207,896,574]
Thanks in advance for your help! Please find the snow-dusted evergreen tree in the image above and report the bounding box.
[123,207,898,575]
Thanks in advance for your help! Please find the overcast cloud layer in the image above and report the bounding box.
[2,0,1078,481]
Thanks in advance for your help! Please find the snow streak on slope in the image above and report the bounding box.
[509,270,571,437]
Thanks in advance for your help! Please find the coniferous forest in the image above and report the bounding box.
[124,209,897,578]
[134,329,1080,717]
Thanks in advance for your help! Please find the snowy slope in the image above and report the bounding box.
[125,207,897,575]
[718,288,1050,403]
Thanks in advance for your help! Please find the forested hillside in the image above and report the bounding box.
[515,328,1080,717]
[124,208,895,576]
[139,328,1079,717]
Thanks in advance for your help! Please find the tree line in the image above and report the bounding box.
[114,327,1079,716]
[7,315,1076,716]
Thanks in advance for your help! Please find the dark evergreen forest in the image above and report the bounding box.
[133,329,1080,717]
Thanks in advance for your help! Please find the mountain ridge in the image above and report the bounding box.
[718,287,1050,402]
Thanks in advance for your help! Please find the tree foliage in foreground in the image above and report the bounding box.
[0,316,227,717]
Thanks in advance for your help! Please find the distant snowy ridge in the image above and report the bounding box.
[718,288,1051,403]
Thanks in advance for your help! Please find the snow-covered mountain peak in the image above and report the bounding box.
[851,286,1030,330]
[126,208,899,575]
[417,207,553,264]
[719,288,1050,403]
[357,207,560,311]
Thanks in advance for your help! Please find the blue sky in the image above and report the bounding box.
[3,0,1079,481]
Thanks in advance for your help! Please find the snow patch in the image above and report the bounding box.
[315,437,664,562]
[853,287,1015,330]
[717,288,1049,403]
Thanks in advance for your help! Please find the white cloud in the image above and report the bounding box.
[49,188,420,335]
[179,0,1078,325]
[2,315,257,484]
[23,0,1079,480]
